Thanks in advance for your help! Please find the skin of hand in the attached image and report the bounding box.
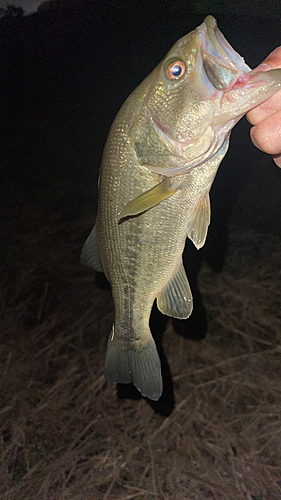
[246,47,281,168]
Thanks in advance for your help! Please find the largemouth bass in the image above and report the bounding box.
[82,16,281,400]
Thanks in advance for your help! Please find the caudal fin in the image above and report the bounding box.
[104,330,163,401]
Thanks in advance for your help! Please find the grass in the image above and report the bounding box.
[1,186,281,499]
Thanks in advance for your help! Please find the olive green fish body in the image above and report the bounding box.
[96,90,228,399]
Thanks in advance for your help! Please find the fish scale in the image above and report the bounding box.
[82,16,281,400]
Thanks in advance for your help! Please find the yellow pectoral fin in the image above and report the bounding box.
[118,178,177,222]
[187,193,211,250]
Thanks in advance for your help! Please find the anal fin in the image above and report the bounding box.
[157,262,193,319]
[104,329,163,401]
[80,225,104,273]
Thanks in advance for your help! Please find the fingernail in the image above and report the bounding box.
[254,63,272,72]
[273,156,281,168]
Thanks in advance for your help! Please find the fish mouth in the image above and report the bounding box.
[199,15,278,94]
[198,15,252,93]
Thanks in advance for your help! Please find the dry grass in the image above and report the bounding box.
[1,195,281,500]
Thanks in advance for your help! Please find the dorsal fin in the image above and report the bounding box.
[80,225,103,273]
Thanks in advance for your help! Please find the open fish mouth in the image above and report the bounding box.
[199,15,280,94]
[199,15,252,92]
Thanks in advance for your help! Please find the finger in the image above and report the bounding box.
[250,110,281,154]
[247,46,281,124]
[273,154,281,168]
[255,46,281,70]
[247,89,281,125]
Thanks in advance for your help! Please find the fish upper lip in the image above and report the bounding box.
[201,16,251,74]
[200,17,280,93]
[198,16,252,92]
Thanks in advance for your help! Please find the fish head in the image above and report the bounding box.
[130,15,281,176]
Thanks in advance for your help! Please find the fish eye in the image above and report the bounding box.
[166,60,186,80]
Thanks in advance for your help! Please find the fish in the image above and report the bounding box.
[81,15,281,400]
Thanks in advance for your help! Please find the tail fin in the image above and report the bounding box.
[104,330,163,401]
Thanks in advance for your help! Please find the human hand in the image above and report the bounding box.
[247,47,281,168]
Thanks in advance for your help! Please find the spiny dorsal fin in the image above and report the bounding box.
[118,178,177,221]
[187,192,211,249]
[80,225,104,273]
[156,262,193,319]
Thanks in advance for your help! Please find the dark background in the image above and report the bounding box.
[1,0,281,272]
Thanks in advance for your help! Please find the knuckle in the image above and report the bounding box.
[254,119,281,154]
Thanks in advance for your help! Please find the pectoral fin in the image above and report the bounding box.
[157,262,193,319]
[118,178,177,222]
[80,225,104,273]
[187,193,211,250]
